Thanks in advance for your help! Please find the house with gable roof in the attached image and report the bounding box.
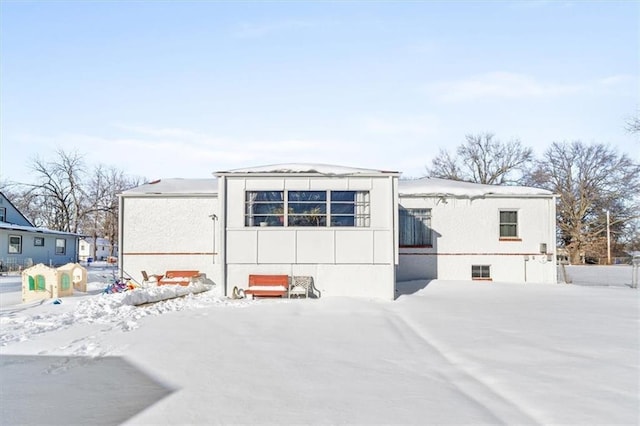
[0,192,80,271]
[118,163,557,299]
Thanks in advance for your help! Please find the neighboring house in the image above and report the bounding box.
[78,237,118,261]
[0,192,80,271]
[118,164,557,299]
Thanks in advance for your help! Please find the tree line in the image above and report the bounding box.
[425,134,640,265]
[1,149,145,260]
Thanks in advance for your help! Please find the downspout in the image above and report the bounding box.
[550,195,558,283]
[218,176,227,297]
[392,174,399,300]
[117,194,124,281]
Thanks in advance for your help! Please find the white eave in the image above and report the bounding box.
[398,177,554,198]
[215,163,400,177]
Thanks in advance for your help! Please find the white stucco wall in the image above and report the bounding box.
[398,195,557,284]
[120,195,220,286]
[220,173,398,299]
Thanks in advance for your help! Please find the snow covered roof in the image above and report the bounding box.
[121,178,218,196]
[119,172,552,199]
[0,222,81,237]
[398,177,553,198]
[216,163,399,176]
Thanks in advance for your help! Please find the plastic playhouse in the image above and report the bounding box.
[22,263,88,303]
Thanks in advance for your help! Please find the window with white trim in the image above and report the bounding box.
[245,190,370,227]
[0,207,6,222]
[34,237,44,246]
[499,210,518,238]
[55,238,66,255]
[472,265,491,280]
[8,235,22,254]
[399,208,432,247]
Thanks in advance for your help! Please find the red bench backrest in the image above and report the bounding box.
[248,275,289,286]
[165,270,200,279]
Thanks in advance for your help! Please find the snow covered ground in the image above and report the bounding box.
[1,264,638,425]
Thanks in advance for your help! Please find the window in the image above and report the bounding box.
[472,265,491,280]
[34,237,44,247]
[289,191,327,226]
[245,190,370,227]
[28,275,47,291]
[331,191,370,227]
[61,273,71,291]
[0,207,5,222]
[399,208,432,247]
[499,210,518,239]
[245,191,284,226]
[8,235,22,254]
[55,238,66,255]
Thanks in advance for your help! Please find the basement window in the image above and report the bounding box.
[472,265,491,280]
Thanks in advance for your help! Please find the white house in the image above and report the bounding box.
[78,237,118,262]
[118,164,557,299]
[0,192,80,271]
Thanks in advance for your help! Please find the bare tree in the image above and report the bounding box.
[5,148,145,260]
[26,149,87,233]
[83,165,143,258]
[527,141,640,264]
[626,115,640,136]
[427,149,462,181]
[426,133,533,185]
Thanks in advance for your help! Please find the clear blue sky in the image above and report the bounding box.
[1,1,638,183]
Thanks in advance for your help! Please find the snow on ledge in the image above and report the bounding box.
[398,177,553,198]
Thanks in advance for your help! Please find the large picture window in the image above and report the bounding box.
[245,190,370,227]
[499,210,518,239]
[8,235,22,254]
[55,238,66,255]
[399,208,432,247]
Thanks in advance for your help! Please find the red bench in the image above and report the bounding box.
[244,274,289,298]
[158,270,202,286]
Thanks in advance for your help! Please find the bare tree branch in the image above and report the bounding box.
[426,132,533,185]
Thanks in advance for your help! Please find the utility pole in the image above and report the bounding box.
[606,210,611,265]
